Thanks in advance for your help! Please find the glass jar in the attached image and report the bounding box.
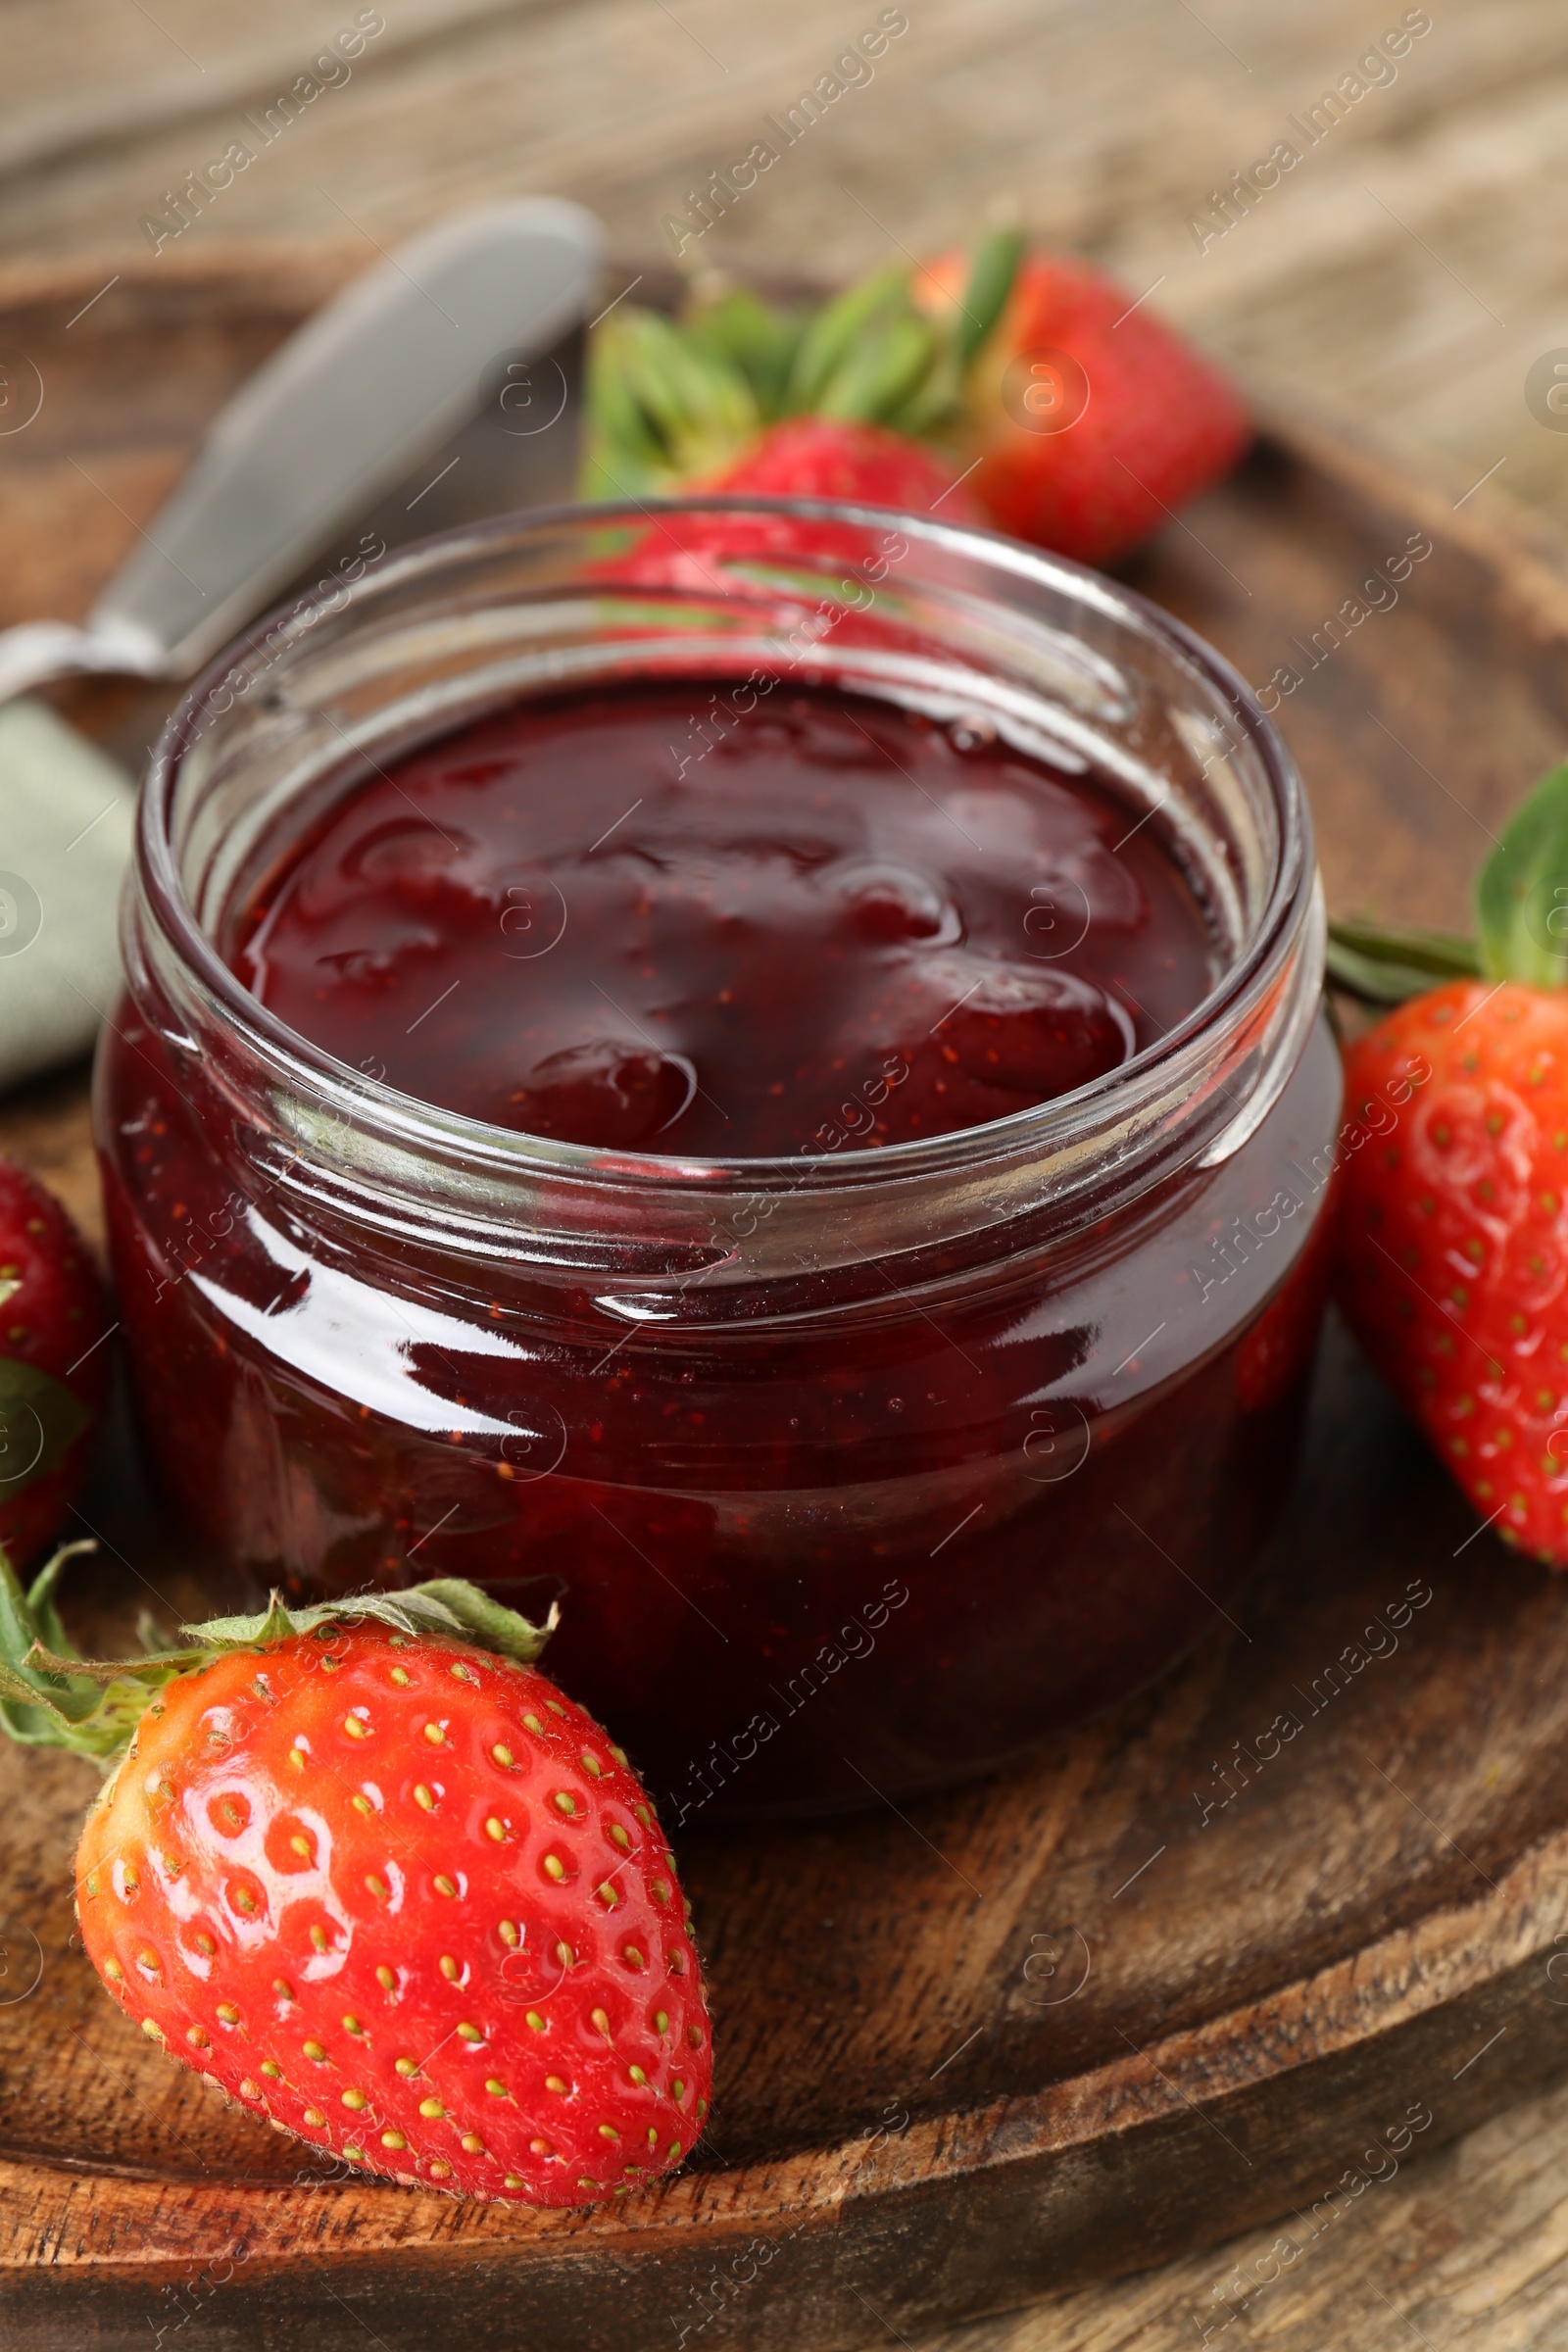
[96,499,1340,1818]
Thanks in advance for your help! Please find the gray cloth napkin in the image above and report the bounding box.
[0,698,137,1092]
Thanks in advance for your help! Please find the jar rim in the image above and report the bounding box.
[136,494,1313,1206]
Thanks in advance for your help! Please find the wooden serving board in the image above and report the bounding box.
[5,252,1568,2352]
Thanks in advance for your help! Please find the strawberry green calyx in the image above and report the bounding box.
[1327,760,1568,1005]
[954,224,1025,366]
[181,1578,558,1665]
[579,227,1024,502]
[1325,917,1480,1004]
[585,307,762,498]
[0,1542,557,1767]
[0,1541,152,1758]
[1474,760,1568,987]
[0,1360,92,1500]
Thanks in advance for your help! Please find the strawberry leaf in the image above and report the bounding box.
[578,330,673,501]
[0,1540,178,1759]
[1475,761,1568,987]
[0,1357,91,1494]
[682,287,805,420]
[0,1544,558,1770]
[578,232,1016,503]
[179,1580,559,1661]
[784,264,912,415]
[955,223,1025,365]
[1326,916,1481,1004]
[393,1577,560,1661]
[24,1533,89,1660]
[816,309,940,424]
[580,309,759,501]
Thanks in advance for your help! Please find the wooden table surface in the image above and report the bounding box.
[4,3,1567,2345]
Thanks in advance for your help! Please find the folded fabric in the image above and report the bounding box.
[0,698,137,1094]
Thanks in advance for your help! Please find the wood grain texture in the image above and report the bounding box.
[2,0,1565,543]
[3,254,1568,2350]
[1,0,1566,2320]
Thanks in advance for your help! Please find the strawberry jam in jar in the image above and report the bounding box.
[98,501,1339,1816]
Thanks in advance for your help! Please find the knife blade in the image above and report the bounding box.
[0,198,605,701]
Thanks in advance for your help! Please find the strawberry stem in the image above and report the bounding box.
[1326,916,1480,1004]
[0,1543,556,1770]
[1327,762,1568,1006]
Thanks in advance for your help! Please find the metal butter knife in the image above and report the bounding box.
[0,198,605,704]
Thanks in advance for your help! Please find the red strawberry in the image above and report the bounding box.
[596,416,980,593]
[0,1569,710,2205]
[0,1158,109,1563]
[578,265,987,510]
[1338,982,1568,1558]
[1331,760,1568,1561]
[700,415,978,517]
[578,235,1247,567]
[916,249,1250,564]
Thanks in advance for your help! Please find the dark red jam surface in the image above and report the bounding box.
[230,682,1216,1156]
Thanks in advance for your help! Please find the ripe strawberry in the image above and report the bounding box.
[594,416,980,593]
[699,414,978,517]
[1331,760,1568,1562]
[0,1157,109,1564]
[915,248,1250,564]
[0,1568,711,2205]
[578,262,992,507]
[578,234,1247,567]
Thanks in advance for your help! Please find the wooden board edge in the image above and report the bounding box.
[4,1815,1566,2284]
[1,258,1566,2345]
[0,238,368,319]
[1244,390,1568,644]
[1,1987,1563,2352]
[9,244,1564,659]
